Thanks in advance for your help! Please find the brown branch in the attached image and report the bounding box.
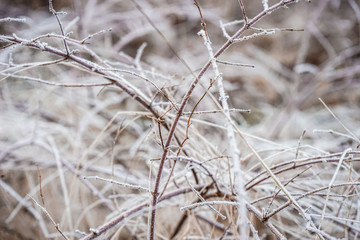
[263,182,360,221]
[194,0,209,40]
[48,0,70,55]
[1,35,159,119]
[36,165,45,206]
[245,155,359,191]
[148,1,303,239]
[80,184,209,240]
[238,0,249,27]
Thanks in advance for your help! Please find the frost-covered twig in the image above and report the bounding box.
[29,195,70,240]
[0,17,26,23]
[198,27,249,238]
[84,176,149,192]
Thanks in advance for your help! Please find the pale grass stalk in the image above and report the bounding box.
[74,198,115,234]
[310,210,360,236]
[184,170,226,220]
[246,204,286,240]
[29,194,71,240]
[0,58,67,83]
[319,147,352,229]
[168,156,220,191]
[198,215,232,239]
[306,225,337,240]
[265,182,360,219]
[32,140,116,212]
[198,28,248,238]
[3,0,355,239]
[247,155,360,192]
[319,98,360,144]
[144,1,308,238]
[49,137,87,229]
[129,127,152,158]
[311,214,360,225]
[5,173,58,224]
[97,68,176,107]
[264,166,311,216]
[313,129,358,142]
[230,119,325,238]
[76,111,123,172]
[295,0,329,65]
[1,58,65,75]
[0,179,50,237]
[1,73,112,87]
[308,23,336,59]
[248,220,261,240]
[134,42,147,74]
[80,185,205,240]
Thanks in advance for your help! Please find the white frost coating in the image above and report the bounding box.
[262,0,269,10]
[198,29,249,239]
[35,41,47,51]
[234,29,275,42]
[0,17,26,23]
[294,63,319,74]
[219,20,231,40]
[319,148,352,229]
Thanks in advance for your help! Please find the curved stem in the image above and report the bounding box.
[148,1,300,239]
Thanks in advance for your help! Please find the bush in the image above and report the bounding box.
[1,0,360,239]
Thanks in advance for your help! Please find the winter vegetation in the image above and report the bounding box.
[1,0,360,239]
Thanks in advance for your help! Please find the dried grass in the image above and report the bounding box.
[1,0,360,239]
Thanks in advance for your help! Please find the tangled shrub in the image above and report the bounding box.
[1,0,360,239]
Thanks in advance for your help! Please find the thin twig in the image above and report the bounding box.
[216,59,255,68]
[48,0,70,55]
[319,148,352,229]
[319,98,360,143]
[84,176,149,192]
[29,195,70,240]
[142,1,306,239]
[238,0,249,26]
[36,165,45,206]
[80,185,209,240]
